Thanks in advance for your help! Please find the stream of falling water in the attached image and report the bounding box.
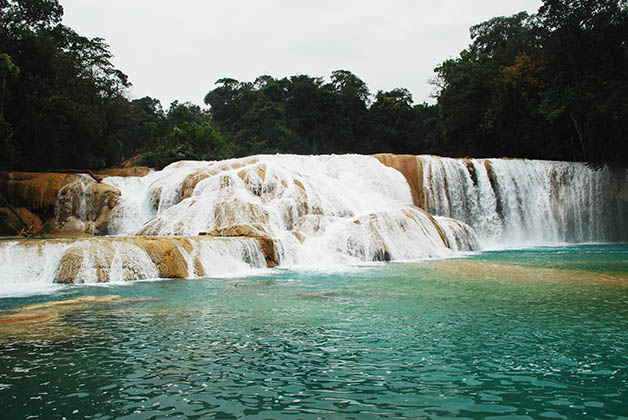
[420,156,627,247]
[1,154,626,294]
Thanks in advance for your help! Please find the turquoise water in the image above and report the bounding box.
[1,245,627,419]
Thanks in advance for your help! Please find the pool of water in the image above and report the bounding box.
[1,244,627,419]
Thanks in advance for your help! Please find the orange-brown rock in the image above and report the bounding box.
[54,243,115,283]
[0,295,147,328]
[484,160,498,194]
[200,224,279,267]
[213,199,270,228]
[21,295,125,310]
[374,154,425,209]
[56,180,121,235]
[135,237,195,278]
[179,170,214,200]
[0,309,60,324]
[203,224,268,238]
[0,171,77,217]
[52,237,199,282]
[0,207,43,235]
[254,236,279,267]
[97,166,151,177]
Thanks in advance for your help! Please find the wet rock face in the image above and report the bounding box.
[0,207,44,235]
[202,224,268,238]
[0,168,150,236]
[254,236,279,268]
[201,225,279,268]
[56,179,121,235]
[0,171,77,218]
[373,154,424,209]
[42,236,269,284]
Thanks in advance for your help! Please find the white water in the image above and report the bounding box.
[132,155,463,263]
[1,155,475,295]
[0,240,68,297]
[0,237,269,297]
[3,153,624,295]
[104,173,157,235]
[420,156,628,247]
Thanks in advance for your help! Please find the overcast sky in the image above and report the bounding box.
[60,0,543,109]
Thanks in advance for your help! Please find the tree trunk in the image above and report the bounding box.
[569,113,586,160]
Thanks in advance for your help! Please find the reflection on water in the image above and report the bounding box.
[0,245,627,419]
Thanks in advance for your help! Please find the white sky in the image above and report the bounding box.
[60,0,543,108]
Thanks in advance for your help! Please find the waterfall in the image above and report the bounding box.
[131,155,470,263]
[103,173,157,235]
[419,156,628,246]
[0,237,269,296]
[1,155,483,293]
[7,153,624,291]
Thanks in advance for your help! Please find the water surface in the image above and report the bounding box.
[1,244,627,419]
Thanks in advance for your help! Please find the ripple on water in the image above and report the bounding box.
[0,245,627,419]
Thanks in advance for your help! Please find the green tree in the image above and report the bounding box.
[433,0,628,165]
[143,121,231,168]
[0,0,133,170]
[536,0,628,164]
[0,53,19,168]
[369,88,415,153]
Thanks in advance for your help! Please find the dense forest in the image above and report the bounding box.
[0,0,626,171]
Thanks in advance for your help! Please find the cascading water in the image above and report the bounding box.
[0,154,480,293]
[128,155,468,264]
[419,156,628,246]
[5,153,624,292]
[0,236,269,296]
[103,173,157,235]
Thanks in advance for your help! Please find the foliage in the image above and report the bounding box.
[434,0,628,165]
[202,71,442,157]
[140,101,231,168]
[142,121,231,168]
[0,0,626,171]
[0,0,135,170]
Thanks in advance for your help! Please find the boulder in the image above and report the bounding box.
[0,171,77,217]
[56,179,121,235]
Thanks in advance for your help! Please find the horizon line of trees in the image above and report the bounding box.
[1,0,626,171]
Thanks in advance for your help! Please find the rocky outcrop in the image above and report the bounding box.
[56,179,121,235]
[0,207,43,236]
[0,167,151,236]
[203,224,268,237]
[201,225,279,267]
[0,171,77,218]
[13,235,271,284]
[373,154,426,210]
[97,166,151,177]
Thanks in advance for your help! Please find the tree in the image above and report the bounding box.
[432,0,628,165]
[536,0,628,165]
[143,121,232,168]
[0,0,133,170]
[0,53,19,169]
[369,88,415,153]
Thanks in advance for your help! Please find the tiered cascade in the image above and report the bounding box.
[1,155,478,291]
[2,153,625,291]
